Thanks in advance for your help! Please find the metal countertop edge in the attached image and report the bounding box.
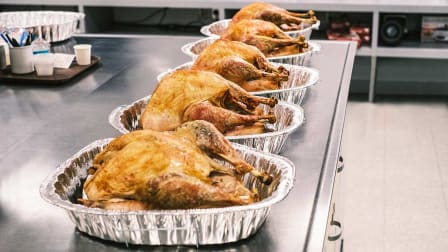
[73,33,200,40]
[304,41,358,251]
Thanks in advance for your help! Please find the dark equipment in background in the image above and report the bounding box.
[380,15,408,46]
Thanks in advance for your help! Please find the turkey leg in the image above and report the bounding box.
[146,173,257,209]
[183,101,276,133]
[175,120,273,185]
[223,83,278,111]
[218,57,270,83]
[255,56,289,77]
[217,57,287,91]
[244,35,308,55]
[248,23,293,39]
[287,10,315,18]
[260,10,317,27]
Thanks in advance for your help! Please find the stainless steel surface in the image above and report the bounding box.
[40,140,295,245]
[0,36,356,251]
[156,62,320,105]
[108,97,304,154]
[199,19,320,40]
[307,41,356,252]
[180,36,321,66]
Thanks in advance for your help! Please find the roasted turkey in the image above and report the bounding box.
[141,69,277,135]
[232,2,317,31]
[80,120,272,210]
[221,19,309,57]
[191,39,289,91]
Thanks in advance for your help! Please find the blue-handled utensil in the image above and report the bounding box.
[19,31,29,47]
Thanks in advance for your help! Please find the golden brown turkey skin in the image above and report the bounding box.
[141,69,277,135]
[232,2,317,31]
[221,19,309,57]
[191,39,289,91]
[81,121,271,210]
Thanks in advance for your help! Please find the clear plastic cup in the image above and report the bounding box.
[33,53,55,76]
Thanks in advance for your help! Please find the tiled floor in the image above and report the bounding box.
[341,96,448,252]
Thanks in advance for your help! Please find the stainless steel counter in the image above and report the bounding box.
[0,35,356,251]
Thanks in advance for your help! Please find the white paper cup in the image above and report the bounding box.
[73,44,91,65]
[34,53,55,76]
[10,45,34,74]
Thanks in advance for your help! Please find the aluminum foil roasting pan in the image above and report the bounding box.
[156,62,319,105]
[200,19,320,40]
[181,36,320,66]
[0,11,85,43]
[39,139,295,246]
[109,97,304,154]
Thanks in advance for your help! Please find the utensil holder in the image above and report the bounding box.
[10,45,34,74]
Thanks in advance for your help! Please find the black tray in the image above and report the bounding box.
[0,55,101,84]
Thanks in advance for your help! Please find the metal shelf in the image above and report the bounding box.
[356,46,374,56]
[376,46,448,59]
